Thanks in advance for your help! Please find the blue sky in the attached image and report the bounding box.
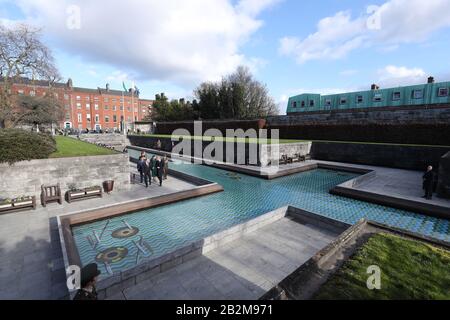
[1,0,450,113]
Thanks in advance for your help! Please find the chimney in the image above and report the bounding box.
[106,83,110,91]
[371,84,380,90]
[67,78,73,88]
[427,76,435,84]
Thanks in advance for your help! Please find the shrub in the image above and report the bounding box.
[0,129,56,164]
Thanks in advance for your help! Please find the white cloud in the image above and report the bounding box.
[377,65,427,87]
[6,0,280,86]
[279,0,450,64]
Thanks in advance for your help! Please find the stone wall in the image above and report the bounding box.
[311,141,450,171]
[260,142,312,166]
[268,105,450,126]
[437,152,450,199]
[0,154,130,199]
[128,135,311,167]
[77,134,131,151]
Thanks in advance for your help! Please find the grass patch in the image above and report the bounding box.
[50,136,117,158]
[314,233,450,300]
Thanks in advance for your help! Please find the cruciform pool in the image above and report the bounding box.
[72,154,450,276]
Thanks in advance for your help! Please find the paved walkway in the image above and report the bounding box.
[0,168,197,300]
[109,217,338,300]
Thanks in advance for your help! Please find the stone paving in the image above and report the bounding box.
[0,167,197,300]
[109,217,338,300]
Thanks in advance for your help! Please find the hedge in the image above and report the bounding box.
[155,119,266,136]
[0,129,57,164]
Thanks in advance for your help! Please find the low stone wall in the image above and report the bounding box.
[128,135,312,167]
[0,154,130,199]
[260,142,312,166]
[311,141,450,171]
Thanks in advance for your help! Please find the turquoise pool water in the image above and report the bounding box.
[72,153,450,276]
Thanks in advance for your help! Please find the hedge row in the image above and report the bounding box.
[267,123,450,146]
[0,129,56,164]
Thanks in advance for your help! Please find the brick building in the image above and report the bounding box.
[8,78,154,131]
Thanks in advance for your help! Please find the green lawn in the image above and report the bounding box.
[50,136,117,158]
[314,233,450,300]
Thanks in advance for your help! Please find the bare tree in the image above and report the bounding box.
[0,23,60,128]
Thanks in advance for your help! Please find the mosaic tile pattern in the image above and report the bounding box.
[73,152,450,276]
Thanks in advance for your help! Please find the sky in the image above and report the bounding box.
[1,0,450,114]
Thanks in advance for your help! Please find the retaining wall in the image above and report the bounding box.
[0,154,130,199]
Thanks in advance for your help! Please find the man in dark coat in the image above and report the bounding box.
[142,158,152,188]
[73,263,101,300]
[137,156,145,183]
[156,156,164,186]
[422,165,435,200]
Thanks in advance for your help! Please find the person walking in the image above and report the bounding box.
[163,155,169,180]
[137,156,145,184]
[73,263,101,300]
[422,165,435,200]
[150,155,158,183]
[156,156,164,186]
[143,158,152,188]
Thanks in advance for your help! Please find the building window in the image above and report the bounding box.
[104,98,109,103]
[65,113,71,120]
[340,97,347,105]
[104,105,109,110]
[438,87,449,97]
[65,104,70,110]
[292,101,297,108]
[64,94,69,100]
[392,92,401,101]
[77,113,82,122]
[18,90,24,95]
[86,96,90,101]
[112,98,117,103]
[309,100,315,107]
[120,106,124,111]
[127,107,131,112]
[86,114,91,122]
[95,115,100,123]
[412,89,423,99]
[373,93,383,102]
[94,104,99,110]
[76,103,81,109]
[356,95,363,104]
[30,90,35,96]
[76,96,81,100]
[105,116,110,123]
[113,115,117,122]
[113,106,117,111]
[325,99,332,106]
[86,103,90,110]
